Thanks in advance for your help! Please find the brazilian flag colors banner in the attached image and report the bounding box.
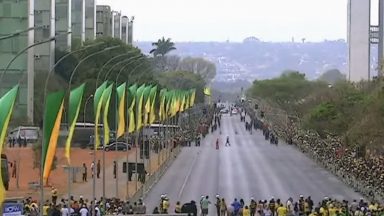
[94,82,107,149]
[190,89,196,107]
[42,91,65,185]
[102,84,113,146]
[116,83,126,138]
[135,84,145,130]
[158,89,167,122]
[142,85,152,126]
[128,84,137,133]
[65,84,85,164]
[0,85,19,204]
[149,86,157,124]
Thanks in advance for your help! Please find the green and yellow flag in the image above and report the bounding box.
[180,92,186,112]
[159,89,167,122]
[149,86,157,124]
[135,84,145,130]
[127,84,137,133]
[65,84,85,164]
[190,89,196,107]
[116,83,126,138]
[94,82,107,149]
[204,87,211,96]
[42,91,65,185]
[142,85,152,125]
[0,85,19,204]
[102,84,113,146]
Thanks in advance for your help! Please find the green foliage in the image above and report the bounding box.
[249,71,321,113]
[318,69,346,84]
[150,37,176,57]
[249,70,384,149]
[157,71,206,103]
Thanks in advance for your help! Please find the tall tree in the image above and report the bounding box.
[150,37,176,57]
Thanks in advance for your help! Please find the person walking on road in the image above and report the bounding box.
[82,163,87,182]
[225,136,230,147]
[220,198,227,216]
[201,196,211,216]
[215,195,221,216]
[97,160,101,179]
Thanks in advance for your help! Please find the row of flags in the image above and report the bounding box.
[0,82,198,203]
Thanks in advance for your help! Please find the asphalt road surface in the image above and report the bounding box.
[144,114,361,213]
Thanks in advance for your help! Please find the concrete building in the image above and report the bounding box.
[56,0,71,51]
[71,0,85,48]
[0,0,32,121]
[122,16,128,44]
[34,0,55,72]
[347,0,371,81]
[84,0,96,40]
[96,5,112,38]
[112,11,122,39]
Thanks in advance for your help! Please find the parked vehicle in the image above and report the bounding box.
[104,142,131,151]
[1,154,9,190]
[88,132,116,150]
[8,126,39,143]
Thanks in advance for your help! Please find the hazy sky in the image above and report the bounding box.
[97,0,350,42]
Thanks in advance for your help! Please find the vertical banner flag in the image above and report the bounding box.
[142,85,152,125]
[94,82,107,149]
[204,87,211,96]
[102,84,113,146]
[135,84,145,130]
[180,92,186,112]
[116,83,126,138]
[0,85,19,204]
[65,84,85,164]
[127,84,137,133]
[159,89,167,122]
[190,89,196,107]
[149,85,157,124]
[42,91,65,185]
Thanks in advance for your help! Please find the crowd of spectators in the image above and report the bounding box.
[249,104,384,202]
[22,194,384,216]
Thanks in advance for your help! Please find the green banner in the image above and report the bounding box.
[135,84,146,130]
[149,85,157,124]
[116,83,126,138]
[0,85,19,204]
[128,84,137,133]
[65,84,85,164]
[94,82,107,148]
[102,84,113,146]
[43,90,65,184]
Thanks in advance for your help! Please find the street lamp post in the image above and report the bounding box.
[110,58,147,198]
[0,26,44,41]
[83,94,94,125]
[65,45,121,216]
[99,55,144,200]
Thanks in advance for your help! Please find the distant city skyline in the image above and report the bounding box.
[97,0,351,42]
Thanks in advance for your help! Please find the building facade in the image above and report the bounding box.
[0,0,31,121]
[347,0,370,81]
[96,5,111,38]
[56,0,71,51]
[112,11,121,39]
[84,0,96,40]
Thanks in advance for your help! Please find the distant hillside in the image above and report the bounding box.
[136,40,347,82]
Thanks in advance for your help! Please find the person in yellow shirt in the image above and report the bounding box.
[243,205,251,216]
[277,204,287,216]
[328,204,337,216]
[175,201,182,213]
[42,201,50,216]
[163,198,170,214]
[320,205,329,216]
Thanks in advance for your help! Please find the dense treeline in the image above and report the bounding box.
[248,70,384,151]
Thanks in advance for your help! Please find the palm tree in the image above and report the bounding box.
[150,37,176,57]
